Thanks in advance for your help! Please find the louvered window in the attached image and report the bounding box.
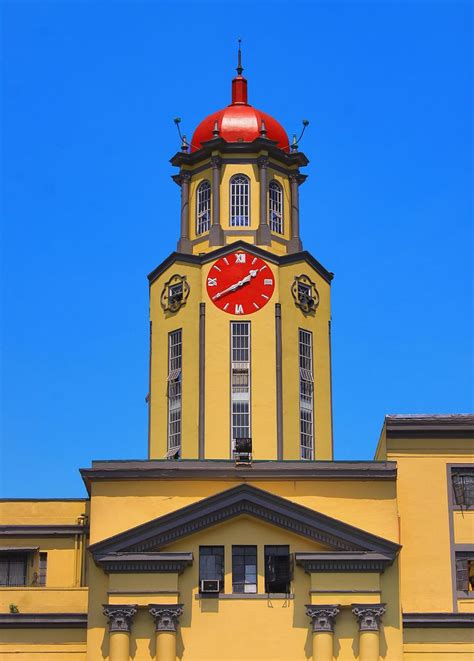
[230,175,250,226]
[167,329,182,454]
[196,180,211,235]
[268,180,283,234]
[231,322,251,446]
[299,329,314,459]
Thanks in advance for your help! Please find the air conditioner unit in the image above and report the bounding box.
[200,579,220,593]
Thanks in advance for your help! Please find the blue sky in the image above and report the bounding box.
[1,1,472,497]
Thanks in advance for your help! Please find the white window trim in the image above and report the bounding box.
[230,174,250,227]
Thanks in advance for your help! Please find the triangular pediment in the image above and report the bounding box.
[89,484,400,561]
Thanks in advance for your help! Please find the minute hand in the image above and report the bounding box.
[212,269,258,301]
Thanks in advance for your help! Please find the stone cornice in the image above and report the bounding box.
[88,484,400,559]
[402,612,474,628]
[94,552,193,574]
[146,241,334,286]
[296,552,395,573]
[80,459,396,494]
[0,525,88,538]
[0,613,87,628]
[385,415,474,437]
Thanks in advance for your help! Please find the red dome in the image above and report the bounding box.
[191,74,290,153]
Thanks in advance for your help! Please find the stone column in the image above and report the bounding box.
[177,171,192,254]
[103,604,138,661]
[305,605,340,661]
[149,604,184,661]
[352,604,386,661]
[209,156,224,246]
[288,173,303,253]
[256,156,271,245]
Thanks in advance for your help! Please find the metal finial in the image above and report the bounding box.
[236,38,243,76]
[213,119,220,137]
[260,119,267,137]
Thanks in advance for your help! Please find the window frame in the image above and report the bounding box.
[167,329,183,454]
[268,180,284,234]
[264,545,291,594]
[199,545,225,593]
[229,174,250,227]
[196,180,211,235]
[0,552,28,587]
[230,321,251,454]
[232,545,257,594]
[455,551,474,598]
[299,328,314,460]
[451,466,474,510]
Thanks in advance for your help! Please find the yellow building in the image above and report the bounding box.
[1,54,473,661]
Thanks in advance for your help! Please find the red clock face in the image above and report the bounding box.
[206,250,275,315]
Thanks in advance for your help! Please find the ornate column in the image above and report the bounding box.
[177,171,192,254]
[288,173,303,253]
[256,155,271,245]
[352,604,386,661]
[149,604,184,661]
[209,156,224,246]
[305,605,340,661]
[103,604,138,661]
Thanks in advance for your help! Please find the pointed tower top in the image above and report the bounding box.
[236,38,243,76]
[232,39,247,105]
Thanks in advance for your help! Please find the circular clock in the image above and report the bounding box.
[206,250,275,315]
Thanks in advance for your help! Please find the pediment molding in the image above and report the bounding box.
[89,485,400,563]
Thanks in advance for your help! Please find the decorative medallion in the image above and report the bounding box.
[291,274,319,313]
[160,274,190,313]
[206,250,275,315]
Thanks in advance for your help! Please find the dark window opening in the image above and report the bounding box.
[265,545,291,593]
[199,546,224,593]
[452,468,474,508]
[232,545,257,593]
[456,555,474,593]
[0,553,27,586]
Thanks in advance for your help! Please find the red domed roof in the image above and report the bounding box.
[191,72,290,153]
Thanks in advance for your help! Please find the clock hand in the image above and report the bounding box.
[212,269,259,301]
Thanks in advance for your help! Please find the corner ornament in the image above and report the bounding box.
[291,274,320,314]
[352,604,386,631]
[148,604,184,632]
[160,274,190,313]
[103,604,138,633]
[305,604,340,632]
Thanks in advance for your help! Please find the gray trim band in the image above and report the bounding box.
[0,613,87,628]
[0,525,89,537]
[403,613,474,628]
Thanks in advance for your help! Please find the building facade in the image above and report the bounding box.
[1,56,473,661]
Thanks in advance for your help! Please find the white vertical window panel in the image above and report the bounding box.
[196,180,211,235]
[268,180,283,234]
[230,175,250,226]
[231,322,251,445]
[299,329,314,459]
[168,329,182,451]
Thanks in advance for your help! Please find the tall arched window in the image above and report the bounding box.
[196,180,211,235]
[230,174,250,226]
[268,180,283,234]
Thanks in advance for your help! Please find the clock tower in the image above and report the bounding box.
[147,53,333,461]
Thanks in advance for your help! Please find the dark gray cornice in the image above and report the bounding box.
[0,525,89,538]
[80,459,396,494]
[170,138,309,169]
[0,613,87,628]
[296,552,394,573]
[385,415,474,438]
[94,551,193,574]
[146,241,334,286]
[88,484,400,559]
[402,613,474,628]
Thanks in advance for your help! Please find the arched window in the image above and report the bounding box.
[196,180,211,235]
[230,175,250,226]
[268,180,283,234]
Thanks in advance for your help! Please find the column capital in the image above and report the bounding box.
[210,155,222,169]
[305,604,340,632]
[148,604,184,632]
[257,155,270,169]
[179,170,192,184]
[102,604,138,633]
[352,604,386,631]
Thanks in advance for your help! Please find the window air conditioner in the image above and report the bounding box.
[200,579,220,593]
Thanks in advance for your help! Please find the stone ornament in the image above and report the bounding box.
[352,604,386,631]
[148,604,184,632]
[305,605,340,632]
[291,274,320,313]
[102,604,138,633]
[160,274,190,313]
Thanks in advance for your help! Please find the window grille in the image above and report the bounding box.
[264,546,291,593]
[452,468,474,507]
[167,329,182,453]
[455,554,474,592]
[299,329,314,459]
[268,180,283,234]
[196,180,211,234]
[232,545,257,593]
[230,175,250,226]
[199,546,224,592]
[231,322,251,445]
[0,553,27,586]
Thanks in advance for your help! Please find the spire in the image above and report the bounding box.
[231,38,248,105]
